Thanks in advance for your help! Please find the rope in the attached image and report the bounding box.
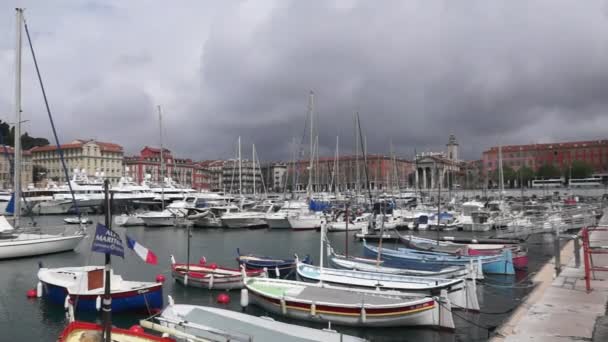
[451,301,518,315]
[142,291,152,316]
[442,301,495,332]
[23,17,81,220]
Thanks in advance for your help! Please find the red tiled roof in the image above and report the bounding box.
[0,145,31,155]
[483,139,608,154]
[98,142,123,152]
[30,139,123,153]
[141,146,171,154]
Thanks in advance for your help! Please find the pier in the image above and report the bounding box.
[492,210,608,341]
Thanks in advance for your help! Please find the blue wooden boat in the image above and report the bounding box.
[363,241,514,275]
[236,248,311,278]
[37,266,163,312]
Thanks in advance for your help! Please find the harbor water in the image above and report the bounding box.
[0,215,561,342]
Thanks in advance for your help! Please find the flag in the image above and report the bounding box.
[91,223,124,258]
[6,193,14,215]
[126,235,158,265]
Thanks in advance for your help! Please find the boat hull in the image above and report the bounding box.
[0,234,84,259]
[171,264,263,290]
[192,218,223,228]
[251,291,452,327]
[237,251,311,278]
[288,216,322,230]
[141,216,175,227]
[296,263,479,311]
[59,321,173,342]
[222,217,267,229]
[266,217,291,229]
[328,254,473,279]
[114,214,145,226]
[365,244,515,275]
[41,281,163,312]
[33,201,74,215]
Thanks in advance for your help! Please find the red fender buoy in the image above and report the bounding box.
[155,274,166,282]
[129,325,144,333]
[26,289,37,298]
[216,293,230,304]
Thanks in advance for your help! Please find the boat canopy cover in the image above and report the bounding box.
[309,200,331,212]
[0,215,15,233]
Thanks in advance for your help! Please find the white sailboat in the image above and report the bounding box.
[289,92,324,230]
[0,10,85,259]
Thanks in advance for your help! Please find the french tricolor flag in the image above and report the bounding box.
[126,235,158,265]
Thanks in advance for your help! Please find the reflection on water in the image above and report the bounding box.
[0,215,557,341]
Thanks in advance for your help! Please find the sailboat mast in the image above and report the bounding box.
[307,91,314,199]
[336,136,339,195]
[238,136,242,197]
[102,180,112,342]
[158,105,165,211]
[498,145,504,201]
[355,113,359,195]
[252,144,256,198]
[13,8,23,228]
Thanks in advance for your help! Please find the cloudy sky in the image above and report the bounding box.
[1,0,608,162]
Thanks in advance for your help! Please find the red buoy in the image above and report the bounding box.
[129,325,144,333]
[216,293,230,304]
[26,289,37,298]
[209,263,218,270]
[155,274,166,282]
[199,257,207,265]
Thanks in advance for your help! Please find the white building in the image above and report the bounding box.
[30,139,123,184]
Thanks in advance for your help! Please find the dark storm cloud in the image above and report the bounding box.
[2,0,608,161]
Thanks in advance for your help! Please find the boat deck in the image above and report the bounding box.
[251,281,418,305]
[63,329,154,342]
[183,307,362,342]
[297,285,421,305]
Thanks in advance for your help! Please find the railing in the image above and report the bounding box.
[581,226,608,292]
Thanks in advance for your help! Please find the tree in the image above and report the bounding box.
[570,160,593,179]
[489,165,517,188]
[536,164,561,179]
[518,166,535,187]
[0,120,49,149]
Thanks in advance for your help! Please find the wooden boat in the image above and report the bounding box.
[236,248,311,277]
[399,234,528,269]
[363,241,515,275]
[354,232,399,242]
[171,257,264,290]
[154,298,368,341]
[59,321,173,342]
[295,261,479,311]
[326,244,478,279]
[243,277,455,329]
[38,265,163,312]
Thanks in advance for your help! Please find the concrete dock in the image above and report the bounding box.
[492,215,608,341]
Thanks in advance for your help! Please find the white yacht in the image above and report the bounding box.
[139,200,190,227]
[288,212,325,231]
[264,200,309,229]
[146,177,195,201]
[31,170,105,215]
[188,205,240,228]
[327,213,371,232]
[222,203,280,229]
[111,176,156,202]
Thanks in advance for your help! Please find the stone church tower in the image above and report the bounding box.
[447,134,459,161]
